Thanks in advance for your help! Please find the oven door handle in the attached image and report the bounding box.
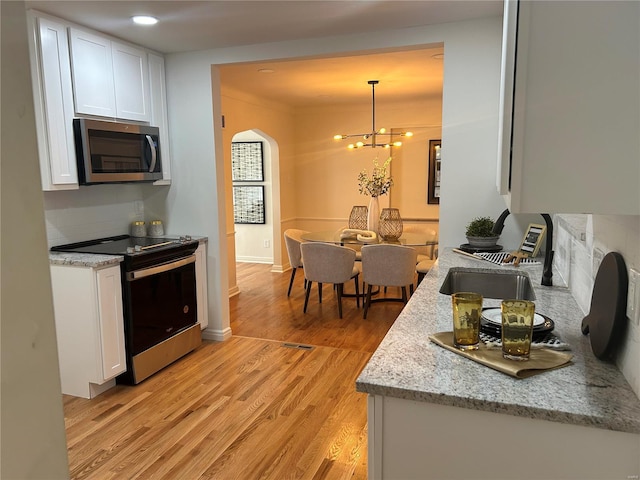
[127,255,195,281]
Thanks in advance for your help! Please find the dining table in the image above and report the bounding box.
[301,230,437,247]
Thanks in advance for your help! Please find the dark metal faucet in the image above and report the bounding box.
[492,209,554,286]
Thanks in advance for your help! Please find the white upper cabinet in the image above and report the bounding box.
[148,53,172,182]
[27,15,78,190]
[69,28,150,122]
[497,0,639,214]
[112,42,151,122]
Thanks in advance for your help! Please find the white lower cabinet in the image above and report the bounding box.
[50,263,126,398]
[195,242,209,329]
[368,395,639,480]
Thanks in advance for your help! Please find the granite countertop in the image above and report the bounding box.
[356,247,640,434]
[49,252,124,268]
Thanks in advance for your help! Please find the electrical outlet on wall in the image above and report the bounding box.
[592,247,604,280]
[627,268,640,326]
[264,239,270,248]
[134,201,144,214]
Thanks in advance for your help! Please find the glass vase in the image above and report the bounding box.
[379,208,403,241]
[367,196,380,234]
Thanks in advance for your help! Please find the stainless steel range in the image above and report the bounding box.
[51,235,202,384]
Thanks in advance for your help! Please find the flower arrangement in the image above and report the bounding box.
[358,157,393,197]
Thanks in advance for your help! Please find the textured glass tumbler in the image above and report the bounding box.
[501,300,535,361]
[451,292,483,350]
[348,205,368,230]
[379,208,403,241]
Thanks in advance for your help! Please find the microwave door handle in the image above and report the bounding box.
[146,135,157,172]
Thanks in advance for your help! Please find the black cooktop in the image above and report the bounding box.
[51,235,199,269]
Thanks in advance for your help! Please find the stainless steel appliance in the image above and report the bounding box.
[51,235,201,384]
[73,118,163,185]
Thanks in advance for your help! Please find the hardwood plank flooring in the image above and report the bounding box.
[63,263,409,479]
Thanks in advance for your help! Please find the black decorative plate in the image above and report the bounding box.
[480,307,555,340]
[458,243,503,253]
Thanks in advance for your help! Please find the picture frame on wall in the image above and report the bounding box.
[427,139,441,204]
[233,185,265,224]
[231,141,264,182]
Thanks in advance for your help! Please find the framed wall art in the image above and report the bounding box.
[233,185,265,224]
[231,141,264,182]
[427,139,441,204]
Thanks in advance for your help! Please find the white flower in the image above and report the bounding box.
[358,157,393,197]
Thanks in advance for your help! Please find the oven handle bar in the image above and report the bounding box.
[127,255,195,281]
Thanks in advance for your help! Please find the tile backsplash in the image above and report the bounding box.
[555,214,640,398]
[44,184,144,247]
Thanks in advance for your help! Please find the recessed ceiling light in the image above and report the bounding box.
[258,68,275,74]
[132,15,158,26]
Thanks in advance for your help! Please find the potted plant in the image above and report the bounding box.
[465,216,499,248]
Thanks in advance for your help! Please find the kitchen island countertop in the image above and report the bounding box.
[356,247,640,434]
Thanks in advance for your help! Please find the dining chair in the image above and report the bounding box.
[417,254,437,285]
[361,244,417,319]
[284,229,309,297]
[299,242,360,319]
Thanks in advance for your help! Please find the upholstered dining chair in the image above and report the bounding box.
[284,229,309,297]
[361,244,417,319]
[299,242,360,319]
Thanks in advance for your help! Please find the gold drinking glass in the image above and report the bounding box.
[451,292,483,350]
[501,299,536,361]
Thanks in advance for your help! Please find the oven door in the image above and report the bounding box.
[125,255,197,356]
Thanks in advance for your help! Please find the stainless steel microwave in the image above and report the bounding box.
[73,118,163,185]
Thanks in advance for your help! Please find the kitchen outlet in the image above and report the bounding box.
[263,239,270,248]
[627,268,640,325]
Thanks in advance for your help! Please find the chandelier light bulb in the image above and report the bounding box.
[393,141,403,147]
[334,134,344,140]
[348,144,355,149]
[379,127,386,134]
[356,141,365,148]
[405,131,413,137]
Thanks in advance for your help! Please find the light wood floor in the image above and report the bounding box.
[63,263,409,479]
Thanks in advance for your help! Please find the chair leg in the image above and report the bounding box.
[318,282,323,303]
[418,272,425,285]
[401,286,408,303]
[287,267,297,297]
[363,284,373,319]
[303,281,312,313]
[337,283,343,319]
[410,283,414,296]
[354,274,360,308]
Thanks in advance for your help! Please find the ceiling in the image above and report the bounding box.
[25,1,503,107]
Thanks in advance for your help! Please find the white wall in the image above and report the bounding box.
[1,1,70,476]
[556,214,640,397]
[232,130,274,264]
[43,185,146,247]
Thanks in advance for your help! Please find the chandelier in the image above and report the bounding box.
[333,80,413,149]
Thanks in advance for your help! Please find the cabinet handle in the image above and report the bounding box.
[127,255,195,281]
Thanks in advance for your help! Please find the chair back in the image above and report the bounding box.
[284,229,308,268]
[361,244,417,287]
[300,242,356,285]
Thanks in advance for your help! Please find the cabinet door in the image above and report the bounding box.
[34,17,78,189]
[195,243,209,329]
[112,42,150,122]
[69,28,116,117]
[96,266,126,380]
[498,0,640,214]
[148,53,172,182]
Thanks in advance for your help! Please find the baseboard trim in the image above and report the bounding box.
[202,326,232,342]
